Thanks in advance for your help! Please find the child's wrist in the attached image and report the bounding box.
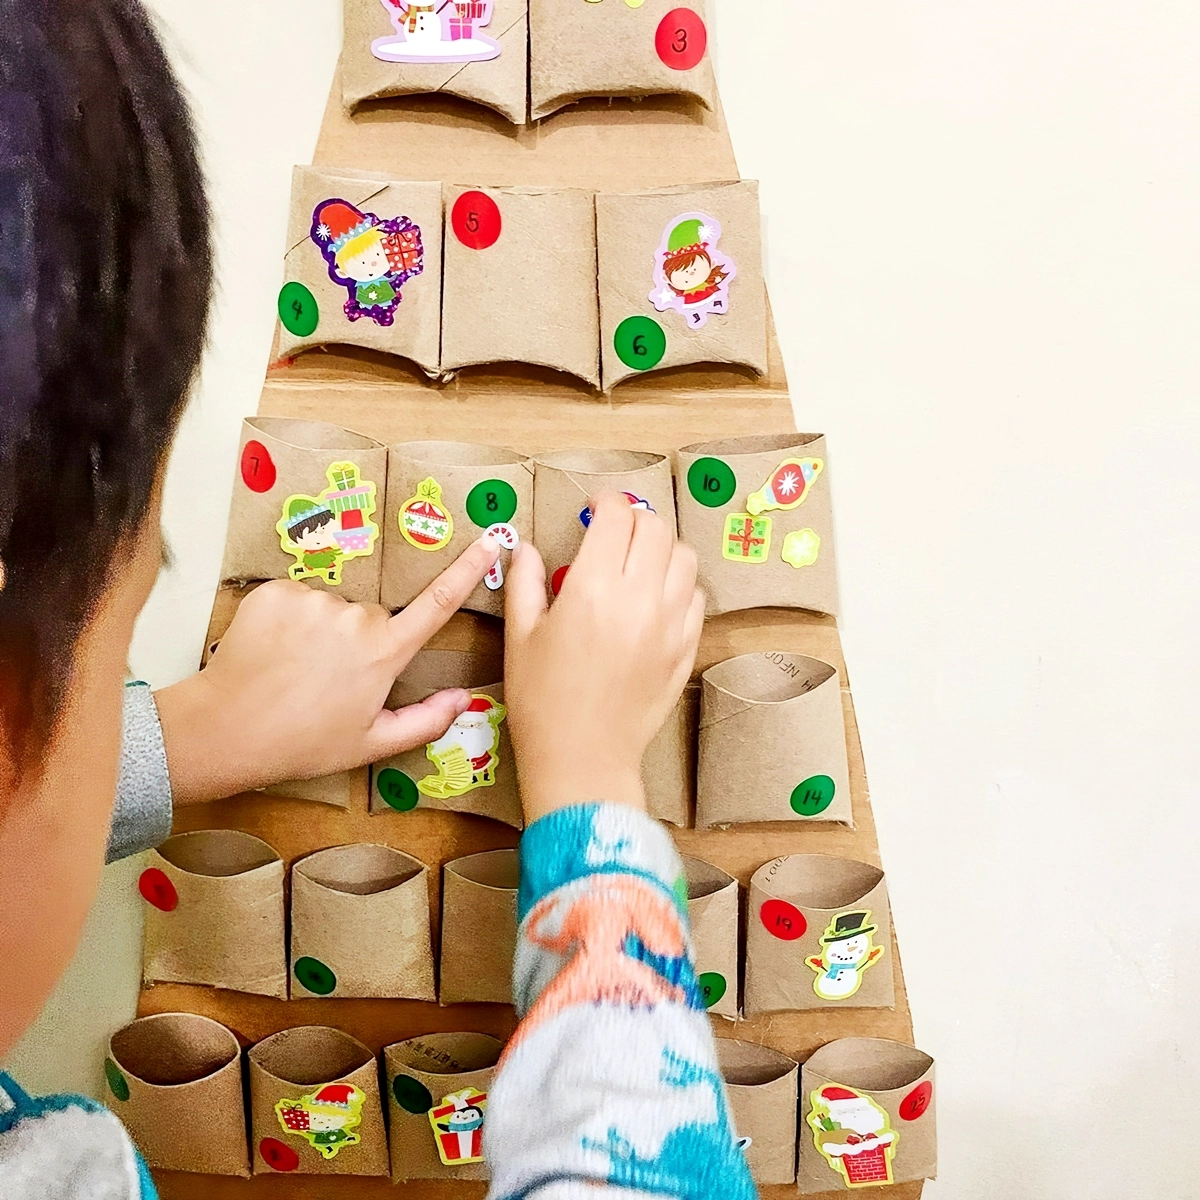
[519,762,646,824]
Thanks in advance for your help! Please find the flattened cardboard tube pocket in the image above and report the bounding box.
[440,850,519,1005]
[643,683,697,828]
[277,166,442,373]
[697,651,851,829]
[220,416,388,604]
[341,0,529,124]
[262,769,358,810]
[529,0,718,122]
[290,843,435,1000]
[248,1026,389,1177]
[140,830,287,999]
[381,440,534,618]
[441,185,601,386]
[746,854,894,1015]
[676,432,839,617]
[385,1032,503,1181]
[533,448,677,598]
[715,1038,799,1186]
[799,1038,937,1193]
[106,1013,249,1177]
[597,180,768,391]
[682,855,738,1019]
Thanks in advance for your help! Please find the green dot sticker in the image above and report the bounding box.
[466,479,518,528]
[614,315,666,371]
[791,774,836,816]
[278,281,319,337]
[698,972,727,1009]
[294,956,337,996]
[392,1074,434,1114]
[104,1058,130,1103]
[377,767,419,812]
[687,457,737,508]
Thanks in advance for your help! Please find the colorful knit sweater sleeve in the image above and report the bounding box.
[483,803,757,1200]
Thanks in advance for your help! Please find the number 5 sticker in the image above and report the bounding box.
[452,190,502,250]
[656,8,707,71]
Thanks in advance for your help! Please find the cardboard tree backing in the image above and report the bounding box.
[145,71,923,1200]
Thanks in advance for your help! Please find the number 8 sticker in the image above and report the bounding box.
[655,8,707,71]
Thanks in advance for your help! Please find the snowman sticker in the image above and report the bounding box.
[806,910,886,1001]
[372,1,502,64]
[649,212,737,328]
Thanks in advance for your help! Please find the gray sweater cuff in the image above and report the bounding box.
[106,682,174,863]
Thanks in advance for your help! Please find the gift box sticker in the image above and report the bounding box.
[428,1087,488,1166]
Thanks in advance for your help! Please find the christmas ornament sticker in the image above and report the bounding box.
[808,1085,898,1188]
[649,212,735,328]
[747,457,824,516]
[723,513,772,563]
[399,477,454,551]
[275,1083,366,1160]
[310,198,423,326]
[429,1088,487,1166]
[805,910,886,1002]
[277,463,380,585]
[372,0,502,65]
[418,694,507,799]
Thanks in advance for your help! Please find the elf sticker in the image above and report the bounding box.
[649,212,735,329]
[275,1083,366,1160]
[428,1088,487,1166]
[399,477,454,551]
[310,199,423,327]
[372,0,502,65]
[277,463,380,585]
[806,910,885,1001]
[747,457,824,516]
[418,694,507,798]
[723,513,771,563]
[808,1085,898,1188]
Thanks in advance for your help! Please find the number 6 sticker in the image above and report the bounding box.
[655,8,707,71]
[614,315,666,371]
[452,190,502,250]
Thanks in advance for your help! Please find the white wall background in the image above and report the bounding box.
[8,2,1200,1196]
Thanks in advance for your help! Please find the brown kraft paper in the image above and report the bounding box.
[441,185,601,386]
[140,830,287,999]
[381,440,534,618]
[440,849,519,1005]
[248,1026,389,1177]
[371,648,521,828]
[105,1013,249,1177]
[643,683,697,828]
[385,1032,503,1181]
[696,651,852,829]
[532,449,677,597]
[220,416,388,604]
[529,0,717,122]
[714,1038,799,1187]
[341,0,529,124]
[745,854,894,1015]
[681,855,738,1020]
[597,180,768,391]
[290,843,436,1001]
[798,1038,936,1193]
[278,167,441,373]
[262,771,356,809]
[676,432,839,617]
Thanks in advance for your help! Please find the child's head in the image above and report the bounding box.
[336,230,391,283]
[664,247,713,295]
[287,505,338,552]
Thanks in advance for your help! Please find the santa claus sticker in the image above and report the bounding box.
[418,694,507,799]
[372,1,502,65]
[428,1088,487,1166]
[310,198,424,326]
[275,1083,366,1161]
[649,212,736,329]
[808,1085,898,1188]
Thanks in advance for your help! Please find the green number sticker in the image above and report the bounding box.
[687,457,737,508]
[294,956,337,996]
[377,767,420,812]
[698,972,727,1008]
[614,315,666,371]
[392,1074,434,1115]
[278,281,319,337]
[104,1058,130,1103]
[791,774,836,816]
[466,479,518,528]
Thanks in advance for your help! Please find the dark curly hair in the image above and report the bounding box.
[0,0,211,767]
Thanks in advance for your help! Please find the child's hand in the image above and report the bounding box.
[504,491,704,822]
[154,537,500,803]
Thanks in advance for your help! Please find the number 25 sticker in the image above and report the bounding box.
[656,8,707,71]
[452,191,502,250]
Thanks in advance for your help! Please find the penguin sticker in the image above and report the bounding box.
[428,1088,487,1166]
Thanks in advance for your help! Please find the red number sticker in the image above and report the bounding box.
[551,565,571,597]
[138,868,178,913]
[240,439,276,493]
[760,898,806,941]
[900,1081,933,1122]
[452,190,502,250]
[259,1138,299,1172]
[656,9,707,71]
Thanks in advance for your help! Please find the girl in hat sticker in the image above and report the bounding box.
[310,198,424,326]
[649,212,736,328]
[275,1083,367,1160]
[806,910,886,1001]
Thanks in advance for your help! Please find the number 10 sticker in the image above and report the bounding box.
[452,191,502,250]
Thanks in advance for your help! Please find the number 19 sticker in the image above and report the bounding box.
[614,315,666,371]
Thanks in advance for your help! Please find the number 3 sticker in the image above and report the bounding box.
[655,8,707,71]
[452,190,502,250]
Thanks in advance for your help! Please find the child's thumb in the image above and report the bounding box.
[363,689,471,762]
[504,541,548,643]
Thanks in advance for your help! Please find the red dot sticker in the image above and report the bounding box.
[760,898,806,941]
[551,565,570,597]
[259,1137,299,1172]
[900,1081,933,1122]
[656,9,707,71]
[138,868,178,913]
[240,440,276,493]
[452,190,502,250]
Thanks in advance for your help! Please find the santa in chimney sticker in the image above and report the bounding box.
[417,694,507,799]
[429,1088,487,1166]
[808,1084,898,1188]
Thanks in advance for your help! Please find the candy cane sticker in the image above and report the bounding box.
[483,523,519,591]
